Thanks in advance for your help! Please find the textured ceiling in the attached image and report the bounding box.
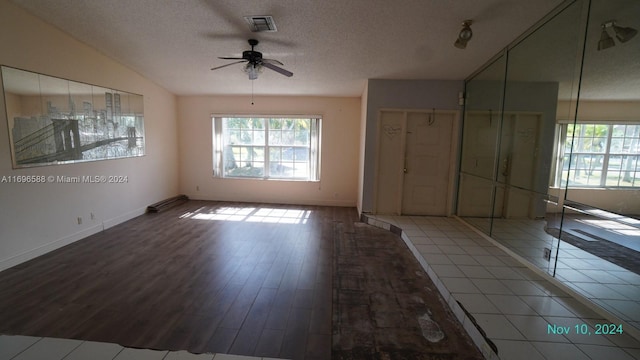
[10,0,567,97]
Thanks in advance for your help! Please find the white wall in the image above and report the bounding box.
[360,79,464,213]
[0,0,179,270]
[177,95,360,207]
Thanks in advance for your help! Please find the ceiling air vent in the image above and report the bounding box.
[244,15,277,32]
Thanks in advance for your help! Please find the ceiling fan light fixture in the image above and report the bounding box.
[454,20,473,49]
[212,39,292,80]
[243,63,263,80]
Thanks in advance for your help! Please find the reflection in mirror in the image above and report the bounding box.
[490,0,587,273]
[458,55,506,235]
[564,0,640,214]
[458,174,497,235]
[457,0,640,334]
[558,0,640,332]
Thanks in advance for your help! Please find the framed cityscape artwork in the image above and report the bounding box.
[1,66,145,168]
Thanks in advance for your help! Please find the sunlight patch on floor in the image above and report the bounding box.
[179,205,312,224]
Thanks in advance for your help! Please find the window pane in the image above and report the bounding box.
[587,155,604,171]
[270,162,292,177]
[572,124,607,153]
[282,119,295,130]
[252,118,265,129]
[559,123,640,188]
[610,138,623,153]
[294,147,309,161]
[295,119,310,131]
[226,130,240,144]
[254,147,264,162]
[269,118,282,130]
[607,157,640,187]
[621,156,639,186]
[269,145,310,179]
[269,147,281,162]
[280,162,294,177]
[282,147,294,161]
[612,124,625,137]
[606,155,623,187]
[225,118,242,129]
[623,138,637,154]
[217,116,318,181]
[224,145,239,170]
[239,130,253,145]
[227,162,264,177]
[269,130,281,145]
[240,146,252,163]
[568,154,603,186]
[281,130,295,145]
[295,120,310,145]
[253,130,265,145]
[625,125,640,138]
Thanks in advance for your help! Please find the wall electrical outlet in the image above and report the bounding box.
[543,247,551,261]
[77,217,82,225]
[90,213,95,220]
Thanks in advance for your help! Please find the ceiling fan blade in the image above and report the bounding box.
[262,58,284,66]
[262,62,293,77]
[201,32,298,48]
[211,60,246,71]
[219,56,244,60]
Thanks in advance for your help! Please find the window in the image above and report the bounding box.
[556,122,640,188]
[213,116,321,181]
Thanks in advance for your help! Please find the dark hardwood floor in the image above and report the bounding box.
[0,201,354,359]
[0,200,482,359]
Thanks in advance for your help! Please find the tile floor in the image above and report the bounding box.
[0,334,289,360]
[364,214,640,360]
[466,217,640,331]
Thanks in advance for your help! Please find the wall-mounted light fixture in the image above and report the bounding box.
[598,20,637,51]
[454,20,473,49]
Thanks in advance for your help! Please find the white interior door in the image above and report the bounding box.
[457,111,501,217]
[401,112,454,215]
[500,113,541,218]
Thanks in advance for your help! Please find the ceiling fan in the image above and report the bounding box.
[211,39,293,80]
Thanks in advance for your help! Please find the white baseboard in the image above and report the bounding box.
[187,194,356,207]
[0,206,146,272]
[102,206,146,229]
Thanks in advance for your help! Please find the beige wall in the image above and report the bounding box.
[548,188,640,215]
[558,100,640,121]
[177,95,360,207]
[0,0,179,270]
[357,82,369,214]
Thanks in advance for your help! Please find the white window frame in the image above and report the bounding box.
[555,120,640,188]
[212,115,321,181]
